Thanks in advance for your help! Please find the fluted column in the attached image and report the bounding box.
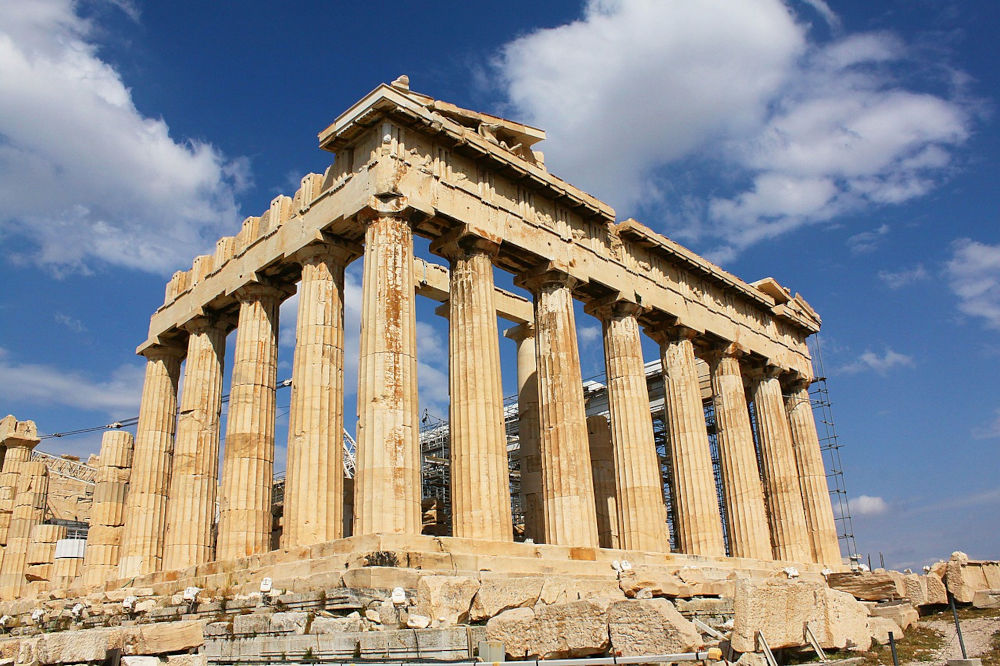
[216,283,282,560]
[587,415,619,549]
[118,344,183,578]
[504,323,544,543]
[706,345,772,560]
[162,316,227,570]
[518,270,598,548]
[593,301,669,553]
[283,242,356,548]
[354,212,421,535]
[0,416,40,546]
[654,327,725,556]
[786,378,841,565]
[440,237,512,541]
[751,366,811,562]
[0,461,48,599]
[80,431,134,588]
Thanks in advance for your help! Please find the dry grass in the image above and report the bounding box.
[852,625,945,666]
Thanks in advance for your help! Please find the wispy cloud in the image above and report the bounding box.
[839,348,914,374]
[0,0,249,274]
[53,312,87,333]
[972,409,1000,440]
[847,224,890,254]
[946,238,1000,329]
[878,264,929,289]
[0,348,142,416]
[496,0,971,260]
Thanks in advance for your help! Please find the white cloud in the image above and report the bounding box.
[840,348,914,374]
[0,347,143,416]
[853,494,889,516]
[946,238,1000,330]
[578,324,601,346]
[496,0,970,259]
[0,0,247,274]
[878,264,929,289]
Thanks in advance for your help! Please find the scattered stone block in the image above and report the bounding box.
[538,575,625,605]
[36,628,113,664]
[312,614,363,634]
[828,571,902,601]
[124,620,204,655]
[607,598,702,656]
[121,657,159,666]
[868,617,903,645]
[470,574,542,620]
[415,575,479,626]
[731,580,871,653]
[268,611,307,634]
[233,612,271,635]
[870,602,918,630]
[972,590,1000,609]
[618,566,691,598]
[486,600,610,659]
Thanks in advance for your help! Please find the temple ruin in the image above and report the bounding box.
[0,78,989,665]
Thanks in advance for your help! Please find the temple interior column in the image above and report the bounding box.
[786,378,842,565]
[354,211,421,535]
[751,366,811,562]
[0,461,48,599]
[595,300,669,553]
[587,415,619,549]
[283,243,355,548]
[441,237,512,542]
[519,270,599,548]
[81,430,134,588]
[216,283,282,560]
[707,345,772,560]
[118,345,183,578]
[504,323,544,543]
[162,316,227,570]
[655,327,725,556]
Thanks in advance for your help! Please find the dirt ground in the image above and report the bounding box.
[912,612,1000,665]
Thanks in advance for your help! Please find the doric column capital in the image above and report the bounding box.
[515,266,577,294]
[702,341,747,365]
[644,324,699,347]
[430,230,500,263]
[358,196,419,226]
[233,281,285,304]
[181,314,227,336]
[503,322,536,344]
[292,239,362,268]
[583,294,644,322]
[784,373,814,393]
[0,416,39,451]
[140,343,185,364]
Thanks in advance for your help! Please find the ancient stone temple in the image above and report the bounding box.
[0,78,941,666]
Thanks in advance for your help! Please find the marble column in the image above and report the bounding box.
[595,301,669,553]
[118,344,183,578]
[216,283,282,561]
[443,238,513,542]
[706,345,772,560]
[751,367,811,562]
[0,417,40,547]
[354,212,421,536]
[655,327,725,556]
[0,461,48,599]
[161,316,227,570]
[786,378,842,565]
[587,415,619,549]
[81,431,134,588]
[519,270,599,548]
[504,323,544,543]
[283,243,355,548]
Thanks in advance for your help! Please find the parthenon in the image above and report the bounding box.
[0,76,941,663]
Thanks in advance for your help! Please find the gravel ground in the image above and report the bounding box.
[906,614,1000,665]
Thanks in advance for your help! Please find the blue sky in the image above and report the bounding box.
[0,0,997,570]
